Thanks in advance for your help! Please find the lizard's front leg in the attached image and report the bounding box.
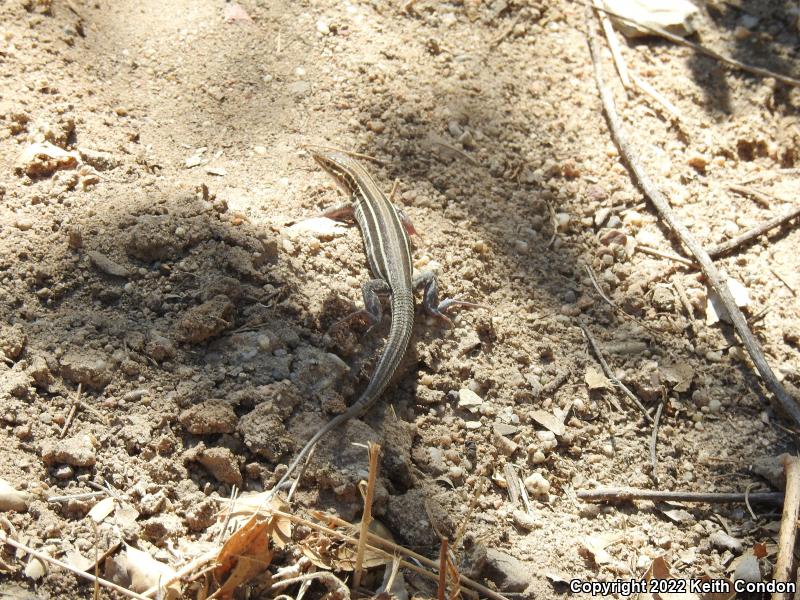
[330,278,391,334]
[413,270,486,327]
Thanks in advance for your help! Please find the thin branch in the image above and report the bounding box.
[589,2,800,88]
[630,72,684,122]
[774,456,800,600]
[580,324,653,422]
[593,0,630,88]
[303,510,501,600]
[438,538,448,600]
[708,204,800,259]
[577,487,784,505]
[650,391,665,483]
[353,442,380,591]
[0,532,150,600]
[728,184,774,208]
[586,7,800,428]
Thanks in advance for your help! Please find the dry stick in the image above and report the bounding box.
[0,532,150,600]
[650,391,665,482]
[301,511,499,600]
[636,244,695,266]
[593,0,630,88]
[353,442,380,592]
[580,324,652,422]
[729,183,774,208]
[630,73,684,122]
[586,9,800,428]
[589,2,800,88]
[141,549,220,599]
[672,277,696,337]
[438,538,448,600]
[577,487,784,505]
[774,456,800,599]
[708,204,800,259]
[60,383,82,439]
[771,268,797,296]
[271,572,350,599]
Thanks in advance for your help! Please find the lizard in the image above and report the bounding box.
[271,146,481,495]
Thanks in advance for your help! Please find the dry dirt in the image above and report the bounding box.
[1,0,800,598]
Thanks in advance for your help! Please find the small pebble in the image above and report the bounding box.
[524,472,550,497]
[316,20,330,35]
[512,510,539,531]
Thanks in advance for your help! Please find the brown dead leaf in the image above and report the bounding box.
[117,545,179,596]
[585,367,610,391]
[638,556,699,600]
[531,409,566,436]
[215,514,274,599]
[660,362,694,393]
[579,534,616,565]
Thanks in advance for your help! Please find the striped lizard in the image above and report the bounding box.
[271,146,481,494]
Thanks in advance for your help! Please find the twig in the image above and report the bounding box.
[771,268,796,296]
[728,184,774,208]
[438,538,448,600]
[0,532,150,600]
[708,204,800,259]
[672,277,696,336]
[744,483,759,521]
[430,140,479,166]
[489,15,520,48]
[546,200,558,248]
[577,487,784,504]
[589,2,800,88]
[580,324,653,422]
[636,244,694,266]
[300,511,501,600]
[650,390,665,482]
[271,572,350,599]
[774,456,800,600]
[585,265,620,310]
[142,549,220,598]
[593,0,630,88]
[48,491,106,503]
[217,485,239,543]
[286,445,316,502]
[60,383,82,438]
[630,73,684,122]
[452,477,484,549]
[586,8,800,428]
[353,442,380,591]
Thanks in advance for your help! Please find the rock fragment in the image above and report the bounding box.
[179,400,237,435]
[41,436,96,467]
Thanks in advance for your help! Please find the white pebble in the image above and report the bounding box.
[524,472,550,497]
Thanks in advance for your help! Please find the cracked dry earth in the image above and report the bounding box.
[1,0,800,598]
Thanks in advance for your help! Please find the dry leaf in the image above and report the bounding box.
[638,556,700,600]
[706,278,750,325]
[579,534,615,565]
[585,367,610,391]
[64,549,94,572]
[87,497,116,524]
[660,507,694,524]
[224,3,252,22]
[0,479,30,512]
[530,409,566,436]
[215,515,274,599]
[660,362,694,393]
[118,545,178,595]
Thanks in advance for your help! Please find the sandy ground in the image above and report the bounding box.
[1,0,799,598]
